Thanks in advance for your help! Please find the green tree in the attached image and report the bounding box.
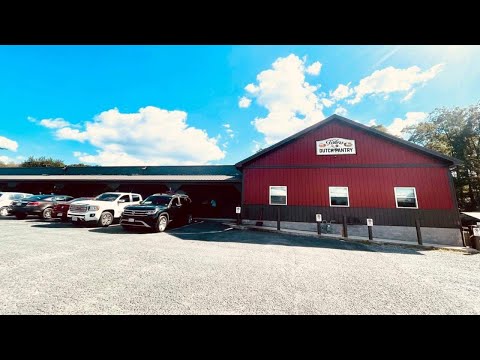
[370,124,390,134]
[68,163,89,167]
[0,161,17,167]
[20,156,66,168]
[404,103,480,211]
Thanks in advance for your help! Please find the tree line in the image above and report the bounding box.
[0,156,88,168]
[1,102,479,210]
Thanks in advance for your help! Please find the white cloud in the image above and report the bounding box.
[348,64,445,104]
[387,112,428,138]
[39,118,71,129]
[245,83,259,94]
[321,98,334,108]
[238,96,252,108]
[367,119,377,126]
[330,83,353,101]
[55,106,225,166]
[306,61,322,75]
[222,123,235,138]
[244,54,325,145]
[401,89,416,102]
[56,128,89,142]
[252,140,264,153]
[0,136,18,151]
[334,106,348,117]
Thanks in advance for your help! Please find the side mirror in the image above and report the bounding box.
[118,199,126,203]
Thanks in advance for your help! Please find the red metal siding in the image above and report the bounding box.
[243,167,453,210]
[247,122,445,167]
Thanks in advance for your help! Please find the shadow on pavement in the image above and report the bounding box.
[169,221,423,255]
[87,220,202,235]
[31,221,77,229]
[25,218,423,255]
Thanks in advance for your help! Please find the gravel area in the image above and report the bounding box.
[0,217,479,314]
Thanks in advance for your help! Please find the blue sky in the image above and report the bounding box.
[0,45,479,166]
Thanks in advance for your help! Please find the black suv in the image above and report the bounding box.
[120,193,193,232]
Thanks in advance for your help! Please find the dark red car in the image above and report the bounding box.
[52,197,94,222]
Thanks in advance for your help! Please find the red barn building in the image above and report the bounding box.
[236,115,462,246]
[0,114,462,246]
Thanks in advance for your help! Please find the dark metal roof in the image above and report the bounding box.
[0,165,241,177]
[0,175,240,182]
[235,114,462,168]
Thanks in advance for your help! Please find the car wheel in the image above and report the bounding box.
[98,211,113,227]
[154,215,168,233]
[42,207,53,220]
[187,214,193,224]
[15,213,27,220]
[0,206,9,217]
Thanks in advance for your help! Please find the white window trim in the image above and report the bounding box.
[329,186,350,207]
[394,187,418,209]
[269,186,287,206]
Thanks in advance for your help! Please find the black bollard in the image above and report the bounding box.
[277,207,280,230]
[415,218,422,245]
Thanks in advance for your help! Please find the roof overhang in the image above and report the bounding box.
[235,114,463,169]
[460,212,480,220]
[0,175,241,183]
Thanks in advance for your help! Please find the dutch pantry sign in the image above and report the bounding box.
[316,138,356,155]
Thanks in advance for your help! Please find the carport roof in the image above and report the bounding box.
[0,165,241,177]
[0,174,241,182]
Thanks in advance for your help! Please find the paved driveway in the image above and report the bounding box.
[0,217,479,314]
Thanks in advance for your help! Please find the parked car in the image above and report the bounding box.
[0,192,33,216]
[51,197,94,222]
[67,192,143,227]
[11,194,74,219]
[120,193,193,232]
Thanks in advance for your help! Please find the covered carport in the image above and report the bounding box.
[0,166,242,219]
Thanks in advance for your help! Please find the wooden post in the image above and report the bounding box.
[415,218,422,245]
[277,207,281,230]
[342,215,348,238]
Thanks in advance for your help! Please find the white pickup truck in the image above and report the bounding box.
[67,192,143,227]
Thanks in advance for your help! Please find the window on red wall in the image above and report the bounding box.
[394,187,418,208]
[329,187,349,207]
[269,186,287,205]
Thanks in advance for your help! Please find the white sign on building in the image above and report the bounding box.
[316,138,356,155]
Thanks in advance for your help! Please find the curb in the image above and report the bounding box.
[224,223,479,255]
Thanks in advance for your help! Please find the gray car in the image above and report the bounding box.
[0,192,33,216]
[11,194,74,219]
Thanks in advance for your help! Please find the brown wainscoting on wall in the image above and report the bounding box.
[242,204,459,228]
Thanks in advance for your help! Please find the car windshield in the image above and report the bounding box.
[95,193,121,202]
[25,195,53,201]
[141,195,171,206]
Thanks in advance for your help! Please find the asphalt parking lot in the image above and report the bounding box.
[1,216,479,314]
